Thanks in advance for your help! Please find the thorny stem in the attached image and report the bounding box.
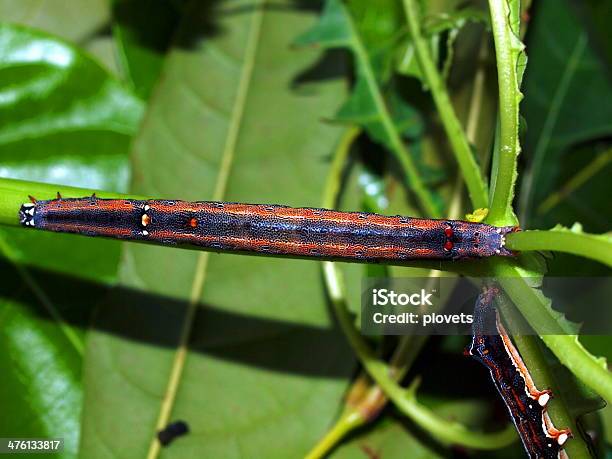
[486,0,522,225]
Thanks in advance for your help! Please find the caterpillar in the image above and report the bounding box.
[468,286,572,459]
[19,195,517,261]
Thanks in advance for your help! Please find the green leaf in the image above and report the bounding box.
[346,0,403,83]
[112,0,183,98]
[0,261,83,459]
[296,0,353,48]
[397,6,489,81]
[335,83,423,144]
[347,0,402,50]
[518,0,612,225]
[0,0,110,44]
[0,24,143,281]
[423,8,489,35]
[80,1,354,458]
[296,0,441,217]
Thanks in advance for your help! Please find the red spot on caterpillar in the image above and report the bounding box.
[444,240,454,251]
[189,218,198,228]
[444,227,453,238]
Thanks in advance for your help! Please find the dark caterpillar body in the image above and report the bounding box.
[468,287,571,459]
[19,196,517,261]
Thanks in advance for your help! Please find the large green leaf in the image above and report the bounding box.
[80,1,354,458]
[0,24,143,281]
[518,0,612,227]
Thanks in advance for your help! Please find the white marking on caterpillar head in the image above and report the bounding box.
[144,204,150,211]
[496,228,502,234]
[142,230,149,236]
[495,249,501,254]
[20,203,37,226]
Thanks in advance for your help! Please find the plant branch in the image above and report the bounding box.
[305,409,364,459]
[541,335,612,404]
[506,228,612,268]
[402,0,488,210]
[486,0,524,225]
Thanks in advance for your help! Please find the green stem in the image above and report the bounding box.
[322,127,360,207]
[402,0,488,210]
[506,229,612,268]
[541,335,612,404]
[346,18,441,218]
[305,410,365,459]
[486,0,522,225]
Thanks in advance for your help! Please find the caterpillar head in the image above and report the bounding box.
[19,203,36,227]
